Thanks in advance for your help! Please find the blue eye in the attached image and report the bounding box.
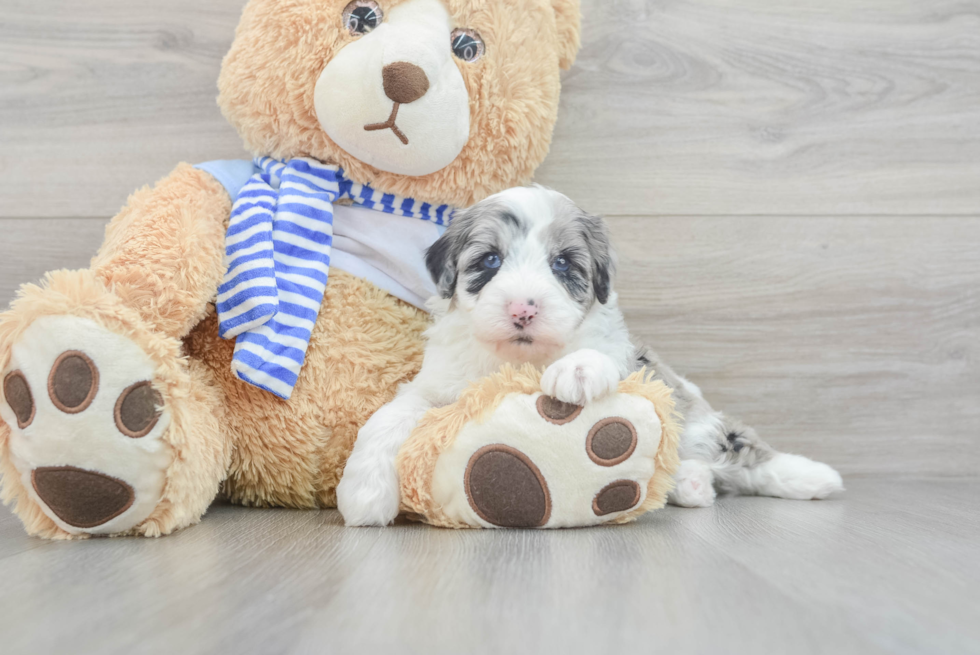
[482,253,502,269]
[552,256,570,273]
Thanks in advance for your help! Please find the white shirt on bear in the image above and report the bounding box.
[195,159,443,312]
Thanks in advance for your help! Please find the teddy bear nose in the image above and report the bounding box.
[382,62,430,105]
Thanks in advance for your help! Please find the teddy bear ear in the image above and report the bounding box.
[550,0,582,70]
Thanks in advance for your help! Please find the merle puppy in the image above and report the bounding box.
[336,187,843,526]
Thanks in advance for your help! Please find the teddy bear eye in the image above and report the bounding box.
[343,0,383,35]
[451,29,485,63]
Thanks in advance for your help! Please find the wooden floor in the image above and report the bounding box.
[1,478,977,655]
[1,0,979,653]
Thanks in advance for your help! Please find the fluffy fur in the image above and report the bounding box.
[396,364,681,528]
[0,0,580,538]
[0,268,230,539]
[338,187,844,526]
[219,0,580,207]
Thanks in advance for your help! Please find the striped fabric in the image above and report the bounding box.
[217,157,455,399]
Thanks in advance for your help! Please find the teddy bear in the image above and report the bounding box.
[0,0,680,538]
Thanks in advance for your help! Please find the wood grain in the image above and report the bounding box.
[1,478,977,654]
[2,215,976,477]
[608,215,980,477]
[537,0,980,215]
[0,0,246,219]
[1,0,979,217]
[0,218,108,305]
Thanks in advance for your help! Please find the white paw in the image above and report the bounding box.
[754,453,844,500]
[541,349,620,406]
[669,459,716,508]
[336,453,402,527]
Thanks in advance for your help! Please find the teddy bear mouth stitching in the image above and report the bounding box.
[363,62,430,145]
[364,102,410,145]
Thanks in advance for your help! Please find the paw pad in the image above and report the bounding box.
[586,417,637,466]
[3,371,35,428]
[593,480,641,516]
[3,315,174,534]
[536,395,582,425]
[48,351,99,414]
[115,382,163,438]
[32,466,135,529]
[465,444,552,528]
[407,376,673,530]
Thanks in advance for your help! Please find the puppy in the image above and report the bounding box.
[336,187,844,526]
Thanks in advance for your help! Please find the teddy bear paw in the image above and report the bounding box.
[1,315,172,535]
[413,389,671,529]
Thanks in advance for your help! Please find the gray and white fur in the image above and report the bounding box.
[336,187,843,526]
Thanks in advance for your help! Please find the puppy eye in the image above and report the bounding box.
[343,1,383,35]
[451,29,485,62]
[481,253,502,269]
[552,256,570,273]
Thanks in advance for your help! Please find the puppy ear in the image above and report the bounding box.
[592,242,614,305]
[550,0,581,71]
[593,256,612,305]
[574,209,615,305]
[425,233,459,299]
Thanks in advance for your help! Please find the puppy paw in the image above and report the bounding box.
[541,349,620,406]
[668,459,717,508]
[336,456,402,527]
[753,453,844,500]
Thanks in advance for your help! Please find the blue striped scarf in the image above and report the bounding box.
[217,157,455,399]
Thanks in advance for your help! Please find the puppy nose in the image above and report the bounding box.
[382,62,430,104]
[508,300,538,328]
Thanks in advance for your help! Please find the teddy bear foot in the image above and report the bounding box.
[398,369,681,529]
[0,270,230,539]
[1,313,174,536]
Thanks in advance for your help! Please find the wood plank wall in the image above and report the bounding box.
[1,0,978,475]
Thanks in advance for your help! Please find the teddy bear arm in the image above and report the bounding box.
[89,163,232,340]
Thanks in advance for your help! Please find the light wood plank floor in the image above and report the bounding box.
[2,478,977,655]
[1,1,978,653]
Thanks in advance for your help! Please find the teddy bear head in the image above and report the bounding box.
[217,0,580,208]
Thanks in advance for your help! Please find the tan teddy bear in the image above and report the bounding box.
[0,0,679,538]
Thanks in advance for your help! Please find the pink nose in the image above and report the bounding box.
[508,300,538,328]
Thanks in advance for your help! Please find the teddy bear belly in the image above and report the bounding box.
[184,269,430,509]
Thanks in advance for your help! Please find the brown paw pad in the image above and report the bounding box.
[48,351,99,414]
[587,417,638,466]
[593,480,642,516]
[536,395,583,425]
[115,382,163,438]
[32,466,134,529]
[3,371,35,429]
[465,444,552,528]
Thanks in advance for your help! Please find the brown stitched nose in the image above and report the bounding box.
[382,62,430,104]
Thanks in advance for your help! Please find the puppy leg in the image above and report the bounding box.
[336,391,432,527]
[668,459,717,507]
[541,348,621,405]
[724,451,845,500]
[711,418,844,501]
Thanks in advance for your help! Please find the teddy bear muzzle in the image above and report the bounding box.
[363,61,431,146]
